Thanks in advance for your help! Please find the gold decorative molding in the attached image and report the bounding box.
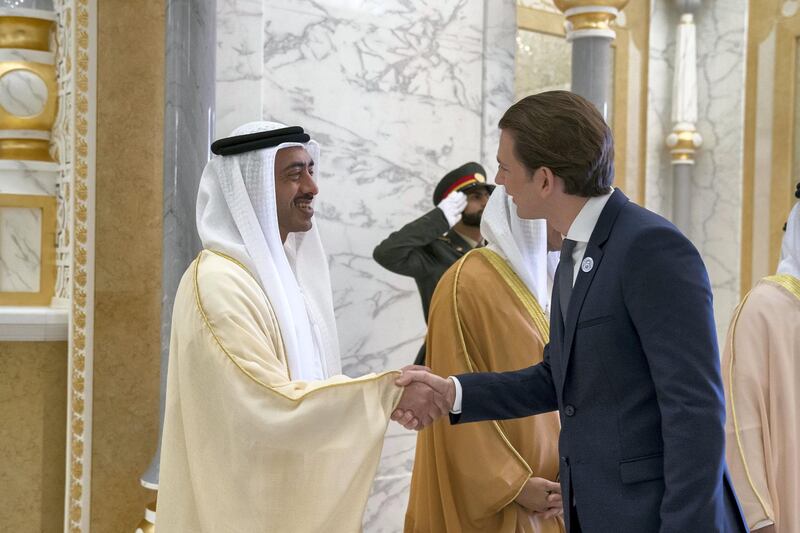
[0,14,53,51]
[516,2,649,205]
[60,0,95,530]
[0,138,51,160]
[741,0,800,294]
[554,0,629,36]
[0,193,56,305]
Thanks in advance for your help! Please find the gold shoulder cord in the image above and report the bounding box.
[764,273,800,301]
[451,248,552,502]
[474,248,550,342]
[727,281,779,522]
[191,250,397,401]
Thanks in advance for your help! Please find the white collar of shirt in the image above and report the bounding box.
[564,189,614,286]
[565,188,615,244]
[450,188,617,415]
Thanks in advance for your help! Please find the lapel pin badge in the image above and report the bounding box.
[581,257,594,273]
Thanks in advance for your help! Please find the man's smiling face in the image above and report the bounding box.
[274,146,319,243]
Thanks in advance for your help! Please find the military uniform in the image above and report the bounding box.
[373,162,493,364]
[373,208,475,321]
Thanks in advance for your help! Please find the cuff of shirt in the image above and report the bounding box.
[449,376,463,414]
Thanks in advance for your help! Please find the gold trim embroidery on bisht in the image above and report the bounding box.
[726,282,775,522]
[192,250,399,400]
[764,273,800,301]
[450,248,547,506]
[474,247,550,342]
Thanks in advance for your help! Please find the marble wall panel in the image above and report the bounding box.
[482,0,516,178]
[0,162,58,196]
[151,0,217,488]
[0,0,54,8]
[0,206,41,292]
[216,0,263,137]
[216,1,516,530]
[644,0,677,217]
[645,0,748,340]
[691,0,748,335]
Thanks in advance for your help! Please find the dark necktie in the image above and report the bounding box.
[558,238,577,324]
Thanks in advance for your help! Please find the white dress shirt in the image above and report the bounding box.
[564,190,614,286]
[450,189,615,414]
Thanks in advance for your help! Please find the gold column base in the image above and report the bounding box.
[553,0,630,32]
[0,138,53,161]
[666,127,703,164]
[0,15,52,51]
[135,499,156,533]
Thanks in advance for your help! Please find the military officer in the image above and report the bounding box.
[373,162,494,364]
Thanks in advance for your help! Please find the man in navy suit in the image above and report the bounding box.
[393,91,747,532]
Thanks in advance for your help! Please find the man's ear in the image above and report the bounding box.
[539,167,555,195]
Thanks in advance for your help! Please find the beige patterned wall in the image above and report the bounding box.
[0,341,67,532]
[89,0,164,530]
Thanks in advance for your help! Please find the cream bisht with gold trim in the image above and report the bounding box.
[157,122,402,532]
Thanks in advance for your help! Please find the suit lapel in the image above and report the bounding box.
[558,189,629,394]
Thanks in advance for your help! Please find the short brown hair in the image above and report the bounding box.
[498,90,614,197]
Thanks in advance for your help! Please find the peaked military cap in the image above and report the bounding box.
[432,162,495,205]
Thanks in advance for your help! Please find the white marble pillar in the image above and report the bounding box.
[666,3,703,236]
[136,0,216,530]
[646,0,748,340]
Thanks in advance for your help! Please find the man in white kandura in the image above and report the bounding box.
[157,122,448,532]
[723,183,800,533]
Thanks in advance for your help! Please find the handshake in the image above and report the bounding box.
[390,366,564,518]
[391,366,456,430]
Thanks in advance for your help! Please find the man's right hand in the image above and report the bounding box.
[515,477,562,515]
[437,191,468,227]
[391,369,456,430]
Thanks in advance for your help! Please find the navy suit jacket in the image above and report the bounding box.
[453,190,747,532]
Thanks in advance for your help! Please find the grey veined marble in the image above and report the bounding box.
[645,0,747,342]
[0,70,48,117]
[216,1,515,530]
[0,207,41,292]
[140,0,216,490]
[0,0,54,9]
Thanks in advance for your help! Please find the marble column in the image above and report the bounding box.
[645,0,748,341]
[481,0,517,180]
[137,0,215,529]
[0,1,59,307]
[666,2,703,236]
[555,0,628,119]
